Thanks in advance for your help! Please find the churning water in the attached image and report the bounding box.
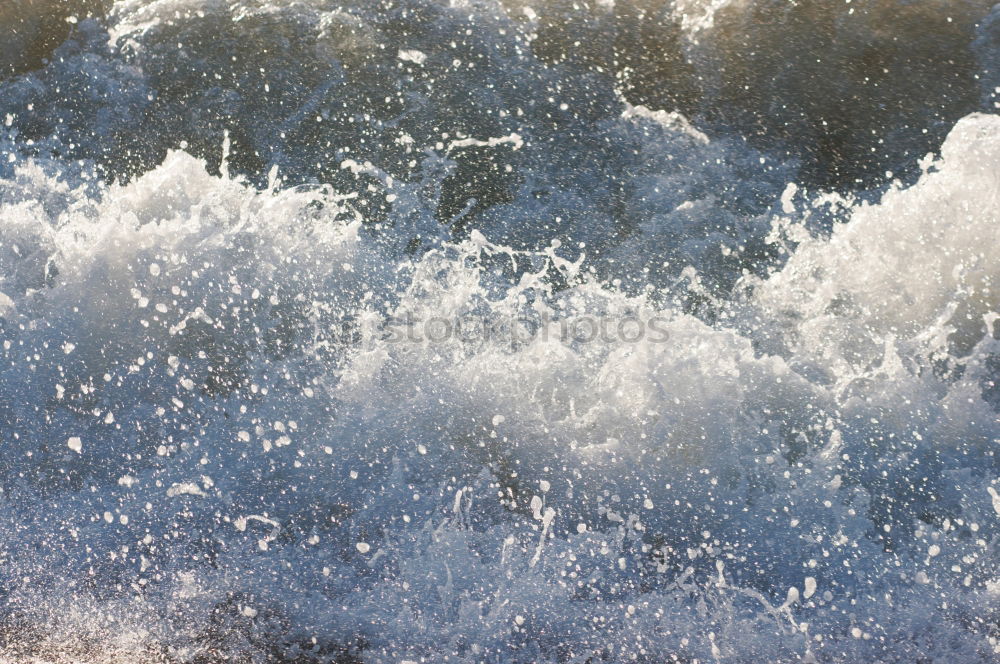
[1,1,999,662]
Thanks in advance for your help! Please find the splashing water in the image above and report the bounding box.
[1,1,999,662]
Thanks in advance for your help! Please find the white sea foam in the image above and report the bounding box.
[0,1,999,662]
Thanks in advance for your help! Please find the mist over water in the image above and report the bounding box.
[1,1,999,662]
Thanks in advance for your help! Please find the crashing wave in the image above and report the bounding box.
[0,1,999,662]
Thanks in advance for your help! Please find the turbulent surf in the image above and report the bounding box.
[0,1,999,662]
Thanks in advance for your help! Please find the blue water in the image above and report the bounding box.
[1,2,999,661]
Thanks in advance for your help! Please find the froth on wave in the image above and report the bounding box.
[0,2,999,663]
